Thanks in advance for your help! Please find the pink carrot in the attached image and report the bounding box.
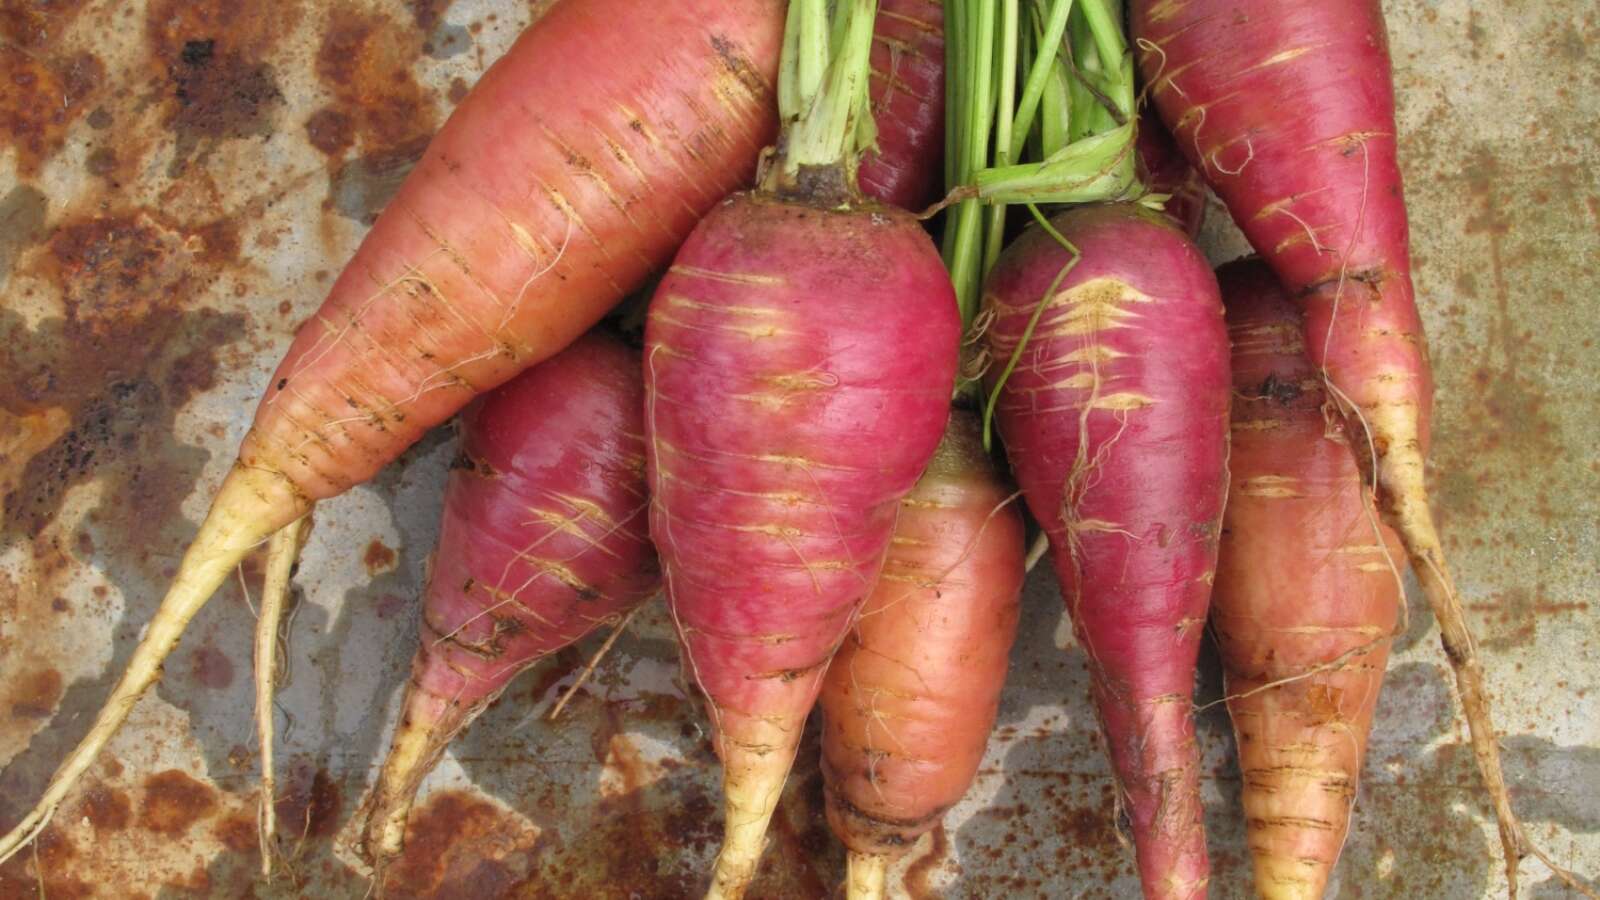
[358,330,658,871]
[1135,110,1205,237]
[984,203,1230,899]
[644,5,961,893]
[858,0,946,211]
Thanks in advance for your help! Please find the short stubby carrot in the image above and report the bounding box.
[357,330,659,873]
[858,0,946,211]
[1215,260,1401,900]
[818,410,1024,900]
[983,203,1230,899]
[1130,3,1562,890]
[0,0,783,864]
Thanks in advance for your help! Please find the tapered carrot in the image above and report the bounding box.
[644,2,961,894]
[984,203,1230,899]
[858,0,946,211]
[358,330,659,877]
[0,0,783,864]
[1214,260,1401,899]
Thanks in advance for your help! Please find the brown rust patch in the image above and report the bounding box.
[211,811,259,853]
[903,823,951,898]
[0,825,86,899]
[187,643,236,690]
[384,790,538,900]
[0,45,102,177]
[312,6,438,223]
[139,769,219,835]
[315,7,435,153]
[0,209,248,546]
[273,761,343,840]
[522,644,587,707]
[0,0,90,49]
[408,0,457,34]
[6,667,63,720]
[82,783,132,832]
[364,538,399,576]
[143,0,300,174]
[305,106,355,157]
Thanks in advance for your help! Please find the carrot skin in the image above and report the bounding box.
[645,195,960,897]
[360,330,658,867]
[1215,261,1401,899]
[249,0,784,502]
[1132,1,1433,456]
[819,410,1024,864]
[858,0,946,211]
[984,204,1230,899]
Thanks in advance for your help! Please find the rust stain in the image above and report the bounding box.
[385,790,538,900]
[313,5,439,224]
[521,644,587,707]
[0,209,247,547]
[81,782,132,832]
[186,643,236,691]
[0,825,89,899]
[364,538,399,576]
[211,811,258,853]
[408,0,458,34]
[273,761,343,840]
[0,0,90,49]
[5,667,63,720]
[139,769,219,836]
[306,107,356,157]
[143,0,303,175]
[0,41,102,179]
[904,823,951,899]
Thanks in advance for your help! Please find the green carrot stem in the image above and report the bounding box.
[1009,0,1073,160]
[768,0,879,195]
[983,0,1020,279]
[1075,0,1125,74]
[975,121,1137,203]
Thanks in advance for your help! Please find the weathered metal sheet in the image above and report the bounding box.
[0,1,1594,897]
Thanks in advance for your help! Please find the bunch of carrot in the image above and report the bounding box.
[0,1,1591,898]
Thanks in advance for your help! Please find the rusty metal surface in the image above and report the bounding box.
[0,0,1595,897]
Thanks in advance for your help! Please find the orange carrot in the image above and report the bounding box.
[818,411,1024,899]
[1214,260,1401,899]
